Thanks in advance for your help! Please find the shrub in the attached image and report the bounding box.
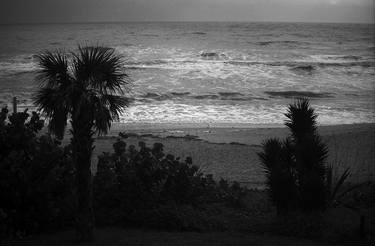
[0,108,75,239]
[93,139,248,229]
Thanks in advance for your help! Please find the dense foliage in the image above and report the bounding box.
[94,139,248,230]
[1,103,371,244]
[0,107,249,240]
[0,108,75,239]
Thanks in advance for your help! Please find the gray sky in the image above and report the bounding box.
[1,0,374,24]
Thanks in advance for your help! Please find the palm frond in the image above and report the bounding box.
[258,138,284,173]
[102,94,130,119]
[100,95,130,134]
[258,138,298,214]
[335,182,369,202]
[36,50,70,87]
[331,167,351,201]
[285,98,317,140]
[281,137,295,169]
[73,46,130,93]
[326,165,333,198]
[307,135,329,176]
[85,92,131,134]
[33,87,69,138]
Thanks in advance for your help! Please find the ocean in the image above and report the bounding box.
[0,22,374,126]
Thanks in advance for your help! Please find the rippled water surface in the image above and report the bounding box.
[0,22,374,125]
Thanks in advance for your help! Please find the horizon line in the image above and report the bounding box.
[1,20,374,26]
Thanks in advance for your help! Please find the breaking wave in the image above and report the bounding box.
[264,91,335,99]
[253,40,310,46]
[200,52,228,60]
[125,58,375,71]
[135,92,266,102]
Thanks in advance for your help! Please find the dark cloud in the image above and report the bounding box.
[0,0,374,23]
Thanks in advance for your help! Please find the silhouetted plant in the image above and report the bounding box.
[285,98,317,140]
[258,138,298,215]
[0,108,74,240]
[258,98,329,213]
[93,138,248,229]
[34,46,131,241]
[286,99,328,211]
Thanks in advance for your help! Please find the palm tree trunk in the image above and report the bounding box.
[72,119,95,242]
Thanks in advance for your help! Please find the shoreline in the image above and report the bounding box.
[104,122,375,145]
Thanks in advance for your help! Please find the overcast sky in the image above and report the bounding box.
[1,0,374,24]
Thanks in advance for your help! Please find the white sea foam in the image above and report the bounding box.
[119,102,375,126]
[0,59,38,76]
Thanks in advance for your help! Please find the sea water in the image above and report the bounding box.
[0,22,374,126]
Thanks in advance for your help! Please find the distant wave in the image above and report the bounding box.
[124,60,170,70]
[182,32,206,35]
[121,43,134,47]
[252,40,310,46]
[170,92,191,96]
[229,59,374,66]
[291,33,312,38]
[50,42,62,45]
[290,65,315,73]
[140,34,159,37]
[136,92,266,102]
[265,91,335,99]
[127,60,169,66]
[200,52,228,60]
[325,55,362,61]
[141,92,172,101]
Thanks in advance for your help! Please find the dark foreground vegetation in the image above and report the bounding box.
[259,99,354,214]
[0,107,253,243]
[12,227,335,246]
[94,139,250,228]
[1,102,374,245]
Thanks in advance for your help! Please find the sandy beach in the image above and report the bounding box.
[90,123,375,188]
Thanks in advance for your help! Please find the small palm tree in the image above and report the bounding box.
[34,46,131,241]
[259,98,329,214]
[285,98,328,211]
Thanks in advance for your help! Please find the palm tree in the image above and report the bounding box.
[34,46,131,241]
[259,98,329,214]
[285,98,328,211]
